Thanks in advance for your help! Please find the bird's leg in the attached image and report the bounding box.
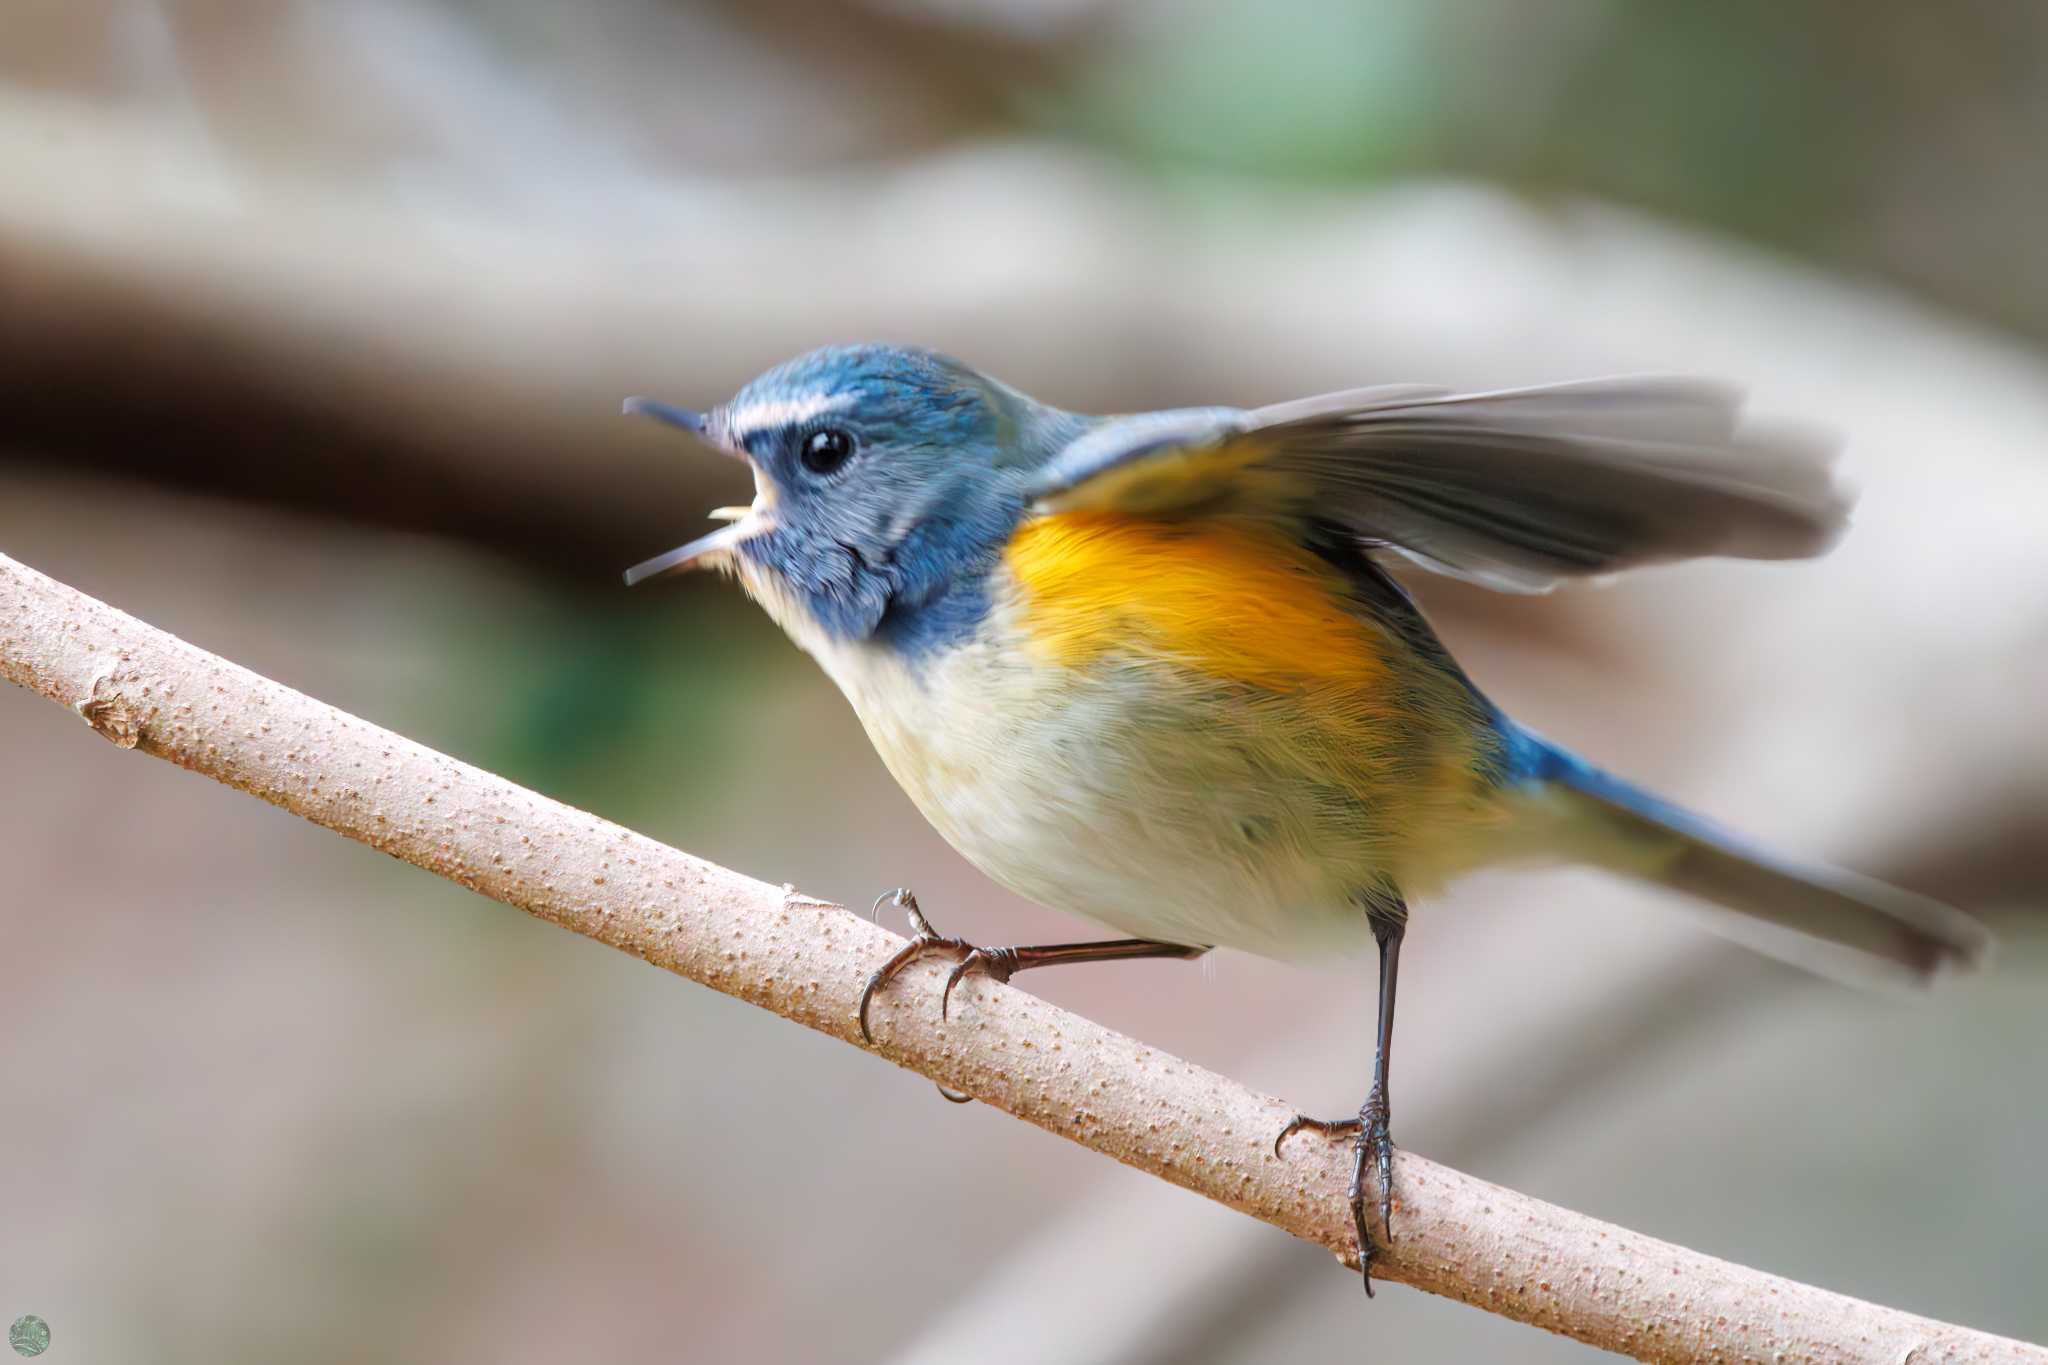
[1274,904,1406,1294]
[858,888,1208,1045]
[1357,911,1403,1282]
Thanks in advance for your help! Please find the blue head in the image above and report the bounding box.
[624,344,1084,655]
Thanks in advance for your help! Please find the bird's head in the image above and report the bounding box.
[624,344,1079,652]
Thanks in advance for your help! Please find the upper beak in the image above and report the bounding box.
[621,396,753,586]
[622,396,710,438]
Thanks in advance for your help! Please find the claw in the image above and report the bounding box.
[857,888,973,1044]
[1347,1161,1377,1298]
[1366,1100,1394,1246]
[940,946,1019,1020]
[1272,1113,1360,1160]
[871,887,931,934]
[1350,1087,1395,1292]
[1271,1104,1392,1292]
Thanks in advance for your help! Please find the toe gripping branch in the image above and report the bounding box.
[857,889,1208,1045]
[855,889,1211,1106]
[856,889,1017,1045]
[1274,1092,1394,1294]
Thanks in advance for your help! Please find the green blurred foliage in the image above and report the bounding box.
[437,587,785,822]
[1043,0,2045,339]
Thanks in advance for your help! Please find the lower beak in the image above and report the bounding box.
[623,523,748,586]
[621,395,757,585]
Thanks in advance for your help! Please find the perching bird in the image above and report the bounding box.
[622,343,1991,1288]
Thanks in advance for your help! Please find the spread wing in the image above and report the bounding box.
[1023,378,1849,593]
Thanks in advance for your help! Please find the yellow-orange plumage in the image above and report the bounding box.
[947,510,1510,952]
[1004,512,1391,693]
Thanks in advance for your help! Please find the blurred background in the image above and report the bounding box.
[3,2,2046,1360]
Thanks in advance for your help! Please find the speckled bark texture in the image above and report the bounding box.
[2,549,2037,1365]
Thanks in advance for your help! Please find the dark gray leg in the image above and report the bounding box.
[1275,901,1407,1294]
[858,889,1209,1044]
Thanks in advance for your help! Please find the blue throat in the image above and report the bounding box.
[870,497,1023,660]
[738,480,1025,663]
[872,554,1002,659]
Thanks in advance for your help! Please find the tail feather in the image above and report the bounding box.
[1515,734,1993,988]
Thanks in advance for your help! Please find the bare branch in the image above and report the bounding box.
[1,548,2036,1365]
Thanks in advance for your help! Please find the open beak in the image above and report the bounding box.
[621,396,757,586]
[623,524,748,585]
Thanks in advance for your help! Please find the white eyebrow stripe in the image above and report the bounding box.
[723,391,856,440]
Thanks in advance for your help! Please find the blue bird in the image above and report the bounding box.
[623,343,1991,1288]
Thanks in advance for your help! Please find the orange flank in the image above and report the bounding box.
[999,510,1505,901]
[1003,512,1390,691]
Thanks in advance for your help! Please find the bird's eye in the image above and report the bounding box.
[800,427,856,476]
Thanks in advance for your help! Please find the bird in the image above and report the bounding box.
[621,343,1992,1289]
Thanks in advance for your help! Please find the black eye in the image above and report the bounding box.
[799,427,856,476]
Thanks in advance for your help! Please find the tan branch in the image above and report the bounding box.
[0,548,2035,1365]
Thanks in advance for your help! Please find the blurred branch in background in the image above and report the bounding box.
[4,549,2043,1365]
[6,2,2048,577]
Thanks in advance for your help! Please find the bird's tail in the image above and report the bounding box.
[1508,731,1993,988]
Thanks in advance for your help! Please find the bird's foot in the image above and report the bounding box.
[859,888,969,1044]
[1274,1087,1395,1294]
[858,888,1019,1030]
[859,888,1021,1104]
[859,896,1208,1103]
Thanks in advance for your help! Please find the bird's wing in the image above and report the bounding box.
[1024,378,1849,593]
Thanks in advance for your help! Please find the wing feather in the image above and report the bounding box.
[1024,378,1848,594]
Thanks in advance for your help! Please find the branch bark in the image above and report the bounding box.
[1,548,2036,1365]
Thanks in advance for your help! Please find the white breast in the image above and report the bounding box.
[804,607,1400,961]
